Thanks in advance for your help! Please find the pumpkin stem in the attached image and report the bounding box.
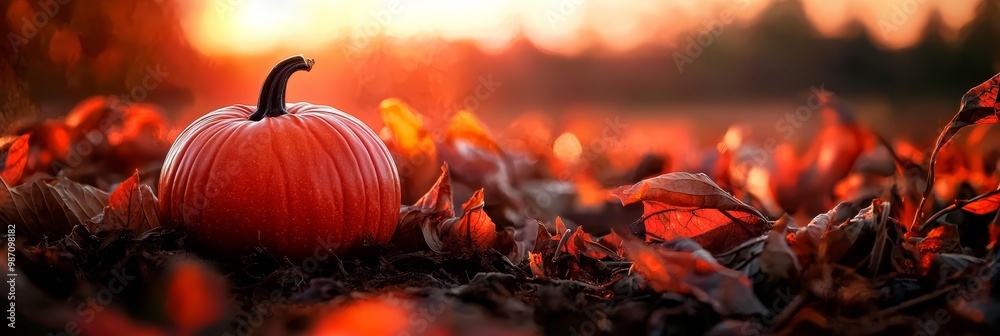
[249,55,315,121]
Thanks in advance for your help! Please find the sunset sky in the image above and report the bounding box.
[179,0,983,55]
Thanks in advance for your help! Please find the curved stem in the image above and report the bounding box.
[248,55,315,121]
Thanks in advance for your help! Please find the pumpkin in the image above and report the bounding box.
[158,55,400,259]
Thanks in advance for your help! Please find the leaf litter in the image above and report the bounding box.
[4,74,1000,335]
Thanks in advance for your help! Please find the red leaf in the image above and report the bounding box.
[166,260,228,334]
[625,241,767,316]
[438,189,498,252]
[393,164,454,252]
[0,134,30,184]
[551,217,608,259]
[79,309,165,336]
[915,73,999,225]
[961,189,1000,215]
[413,163,454,217]
[988,211,1000,251]
[919,189,1000,232]
[99,171,160,233]
[309,298,416,336]
[612,172,770,254]
[916,225,963,274]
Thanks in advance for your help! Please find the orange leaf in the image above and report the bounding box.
[380,98,435,155]
[551,217,607,259]
[529,252,545,278]
[961,190,1000,215]
[438,110,521,212]
[380,99,440,203]
[625,242,766,316]
[413,163,454,217]
[612,172,769,254]
[446,111,502,154]
[438,189,498,252]
[309,298,415,336]
[166,260,228,334]
[100,171,160,233]
[1,134,30,184]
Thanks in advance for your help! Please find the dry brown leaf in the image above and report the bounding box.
[626,241,767,316]
[790,206,839,267]
[393,164,454,252]
[760,215,800,281]
[1,174,108,241]
[612,172,770,254]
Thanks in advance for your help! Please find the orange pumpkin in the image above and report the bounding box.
[158,55,400,259]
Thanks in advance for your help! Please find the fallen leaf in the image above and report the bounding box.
[612,172,770,254]
[796,94,868,215]
[529,252,546,278]
[0,134,30,184]
[438,189,498,253]
[989,210,1000,251]
[625,241,767,316]
[791,207,837,266]
[309,297,416,336]
[819,213,865,265]
[959,190,1000,215]
[496,218,539,263]
[393,164,454,252]
[412,163,454,217]
[446,111,503,154]
[98,171,160,233]
[658,238,717,265]
[438,110,523,227]
[166,259,228,334]
[760,215,800,281]
[1,174,108,241]
[915,73,999,226]
[919,189,1000,233]
[916,225,964,274]
[79,308,165,336]
[380,98,440,203]
[551,216,608,260]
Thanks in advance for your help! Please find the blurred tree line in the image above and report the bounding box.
[1,0,999,132]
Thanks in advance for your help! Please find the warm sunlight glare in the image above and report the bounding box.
[553,132,583,162]
[179,0,982,55]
